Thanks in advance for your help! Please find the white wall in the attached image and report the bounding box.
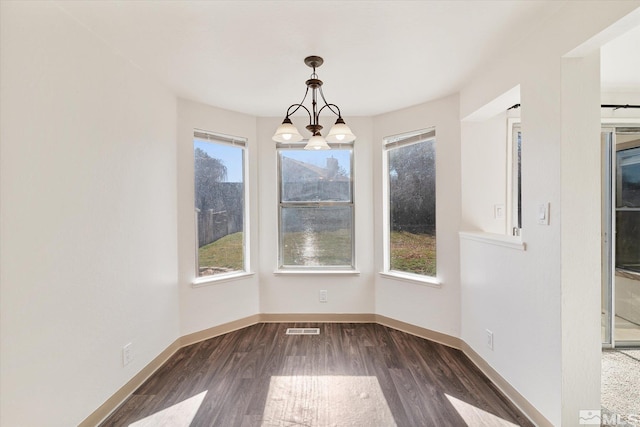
[459,2,640,425]
[256,116,376,314]
[561,51,603,426]
[177,99,260,335]
[461,111,511,234]
[0,2,179,426]
[373,95,462,337]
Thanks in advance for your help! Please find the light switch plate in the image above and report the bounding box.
[537,203,550,225]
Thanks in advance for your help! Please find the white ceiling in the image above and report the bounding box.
[55,1,639,117]
[601,23,640,93]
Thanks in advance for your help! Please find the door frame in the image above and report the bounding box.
[602,119,640,348]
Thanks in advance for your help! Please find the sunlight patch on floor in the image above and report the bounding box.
[445,393,519,427]
[262,376,396,427]
[129,390,207,427]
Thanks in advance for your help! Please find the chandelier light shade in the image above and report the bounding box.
[325,117,356,143]
[272,56,356,150]
[272,118,303,143]
[305,133,330,150]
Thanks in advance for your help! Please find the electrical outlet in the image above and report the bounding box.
[123,343,133,366]
[319,290,328,303]
[486,330,494,350]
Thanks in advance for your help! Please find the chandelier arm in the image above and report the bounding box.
[286,103,312,122]
[317,103,342,120]
[284,87,311,118]
[318,87,342,117]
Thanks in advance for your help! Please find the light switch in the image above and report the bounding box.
[494,204,505,219]
[537,203,550,225]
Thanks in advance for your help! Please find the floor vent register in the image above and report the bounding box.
[285,328,320,335]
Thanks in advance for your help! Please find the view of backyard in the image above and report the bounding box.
[199,229,435,276]
[281,228,352,267]
[198,232,243,275]
[387,135,437,277]
[390,231,436,276]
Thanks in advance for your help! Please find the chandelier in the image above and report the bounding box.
[272,56,356,150]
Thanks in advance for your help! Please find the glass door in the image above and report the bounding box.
[603,126,640,348]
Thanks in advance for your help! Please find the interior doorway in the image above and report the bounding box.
[602,125,640,348]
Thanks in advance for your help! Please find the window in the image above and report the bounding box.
[616,142,640,273]
[277,142,354,269]
[508,120,522,235]
[383,129,436,277]
[193,130,247,278]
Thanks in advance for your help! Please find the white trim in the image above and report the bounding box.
[276,144,356,270]
[602,122,640,346]
[381,142,391,272]
[276,140,354,149]
[274,269,360,276]
[193,129,247,147]
[192,271,255,287]
[193,129,251,280]
[383,127,436,148]
[379,271,441,288]
[507,118,521,235]
[459,231,526,251]
[601,118,640,126]
[382,129,438,280]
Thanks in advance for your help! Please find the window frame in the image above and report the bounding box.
[192,129,251,285]
[276,141,356,272]
[614,136,640,274]
[382,128,439,286]
[507,118,522,236]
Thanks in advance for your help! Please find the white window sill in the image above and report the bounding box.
[379,271,441,288]
[192,271,255,288]
[459,231,526,251]
[274,269,361,276]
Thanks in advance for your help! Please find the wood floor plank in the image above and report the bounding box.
[99,323,534,427]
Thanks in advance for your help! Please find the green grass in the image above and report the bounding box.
[200,230,435,275]
[390,231,436,276]
[198,232,243,275]
[282,228,352,266]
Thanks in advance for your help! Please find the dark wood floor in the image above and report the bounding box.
[100,323,534,426]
